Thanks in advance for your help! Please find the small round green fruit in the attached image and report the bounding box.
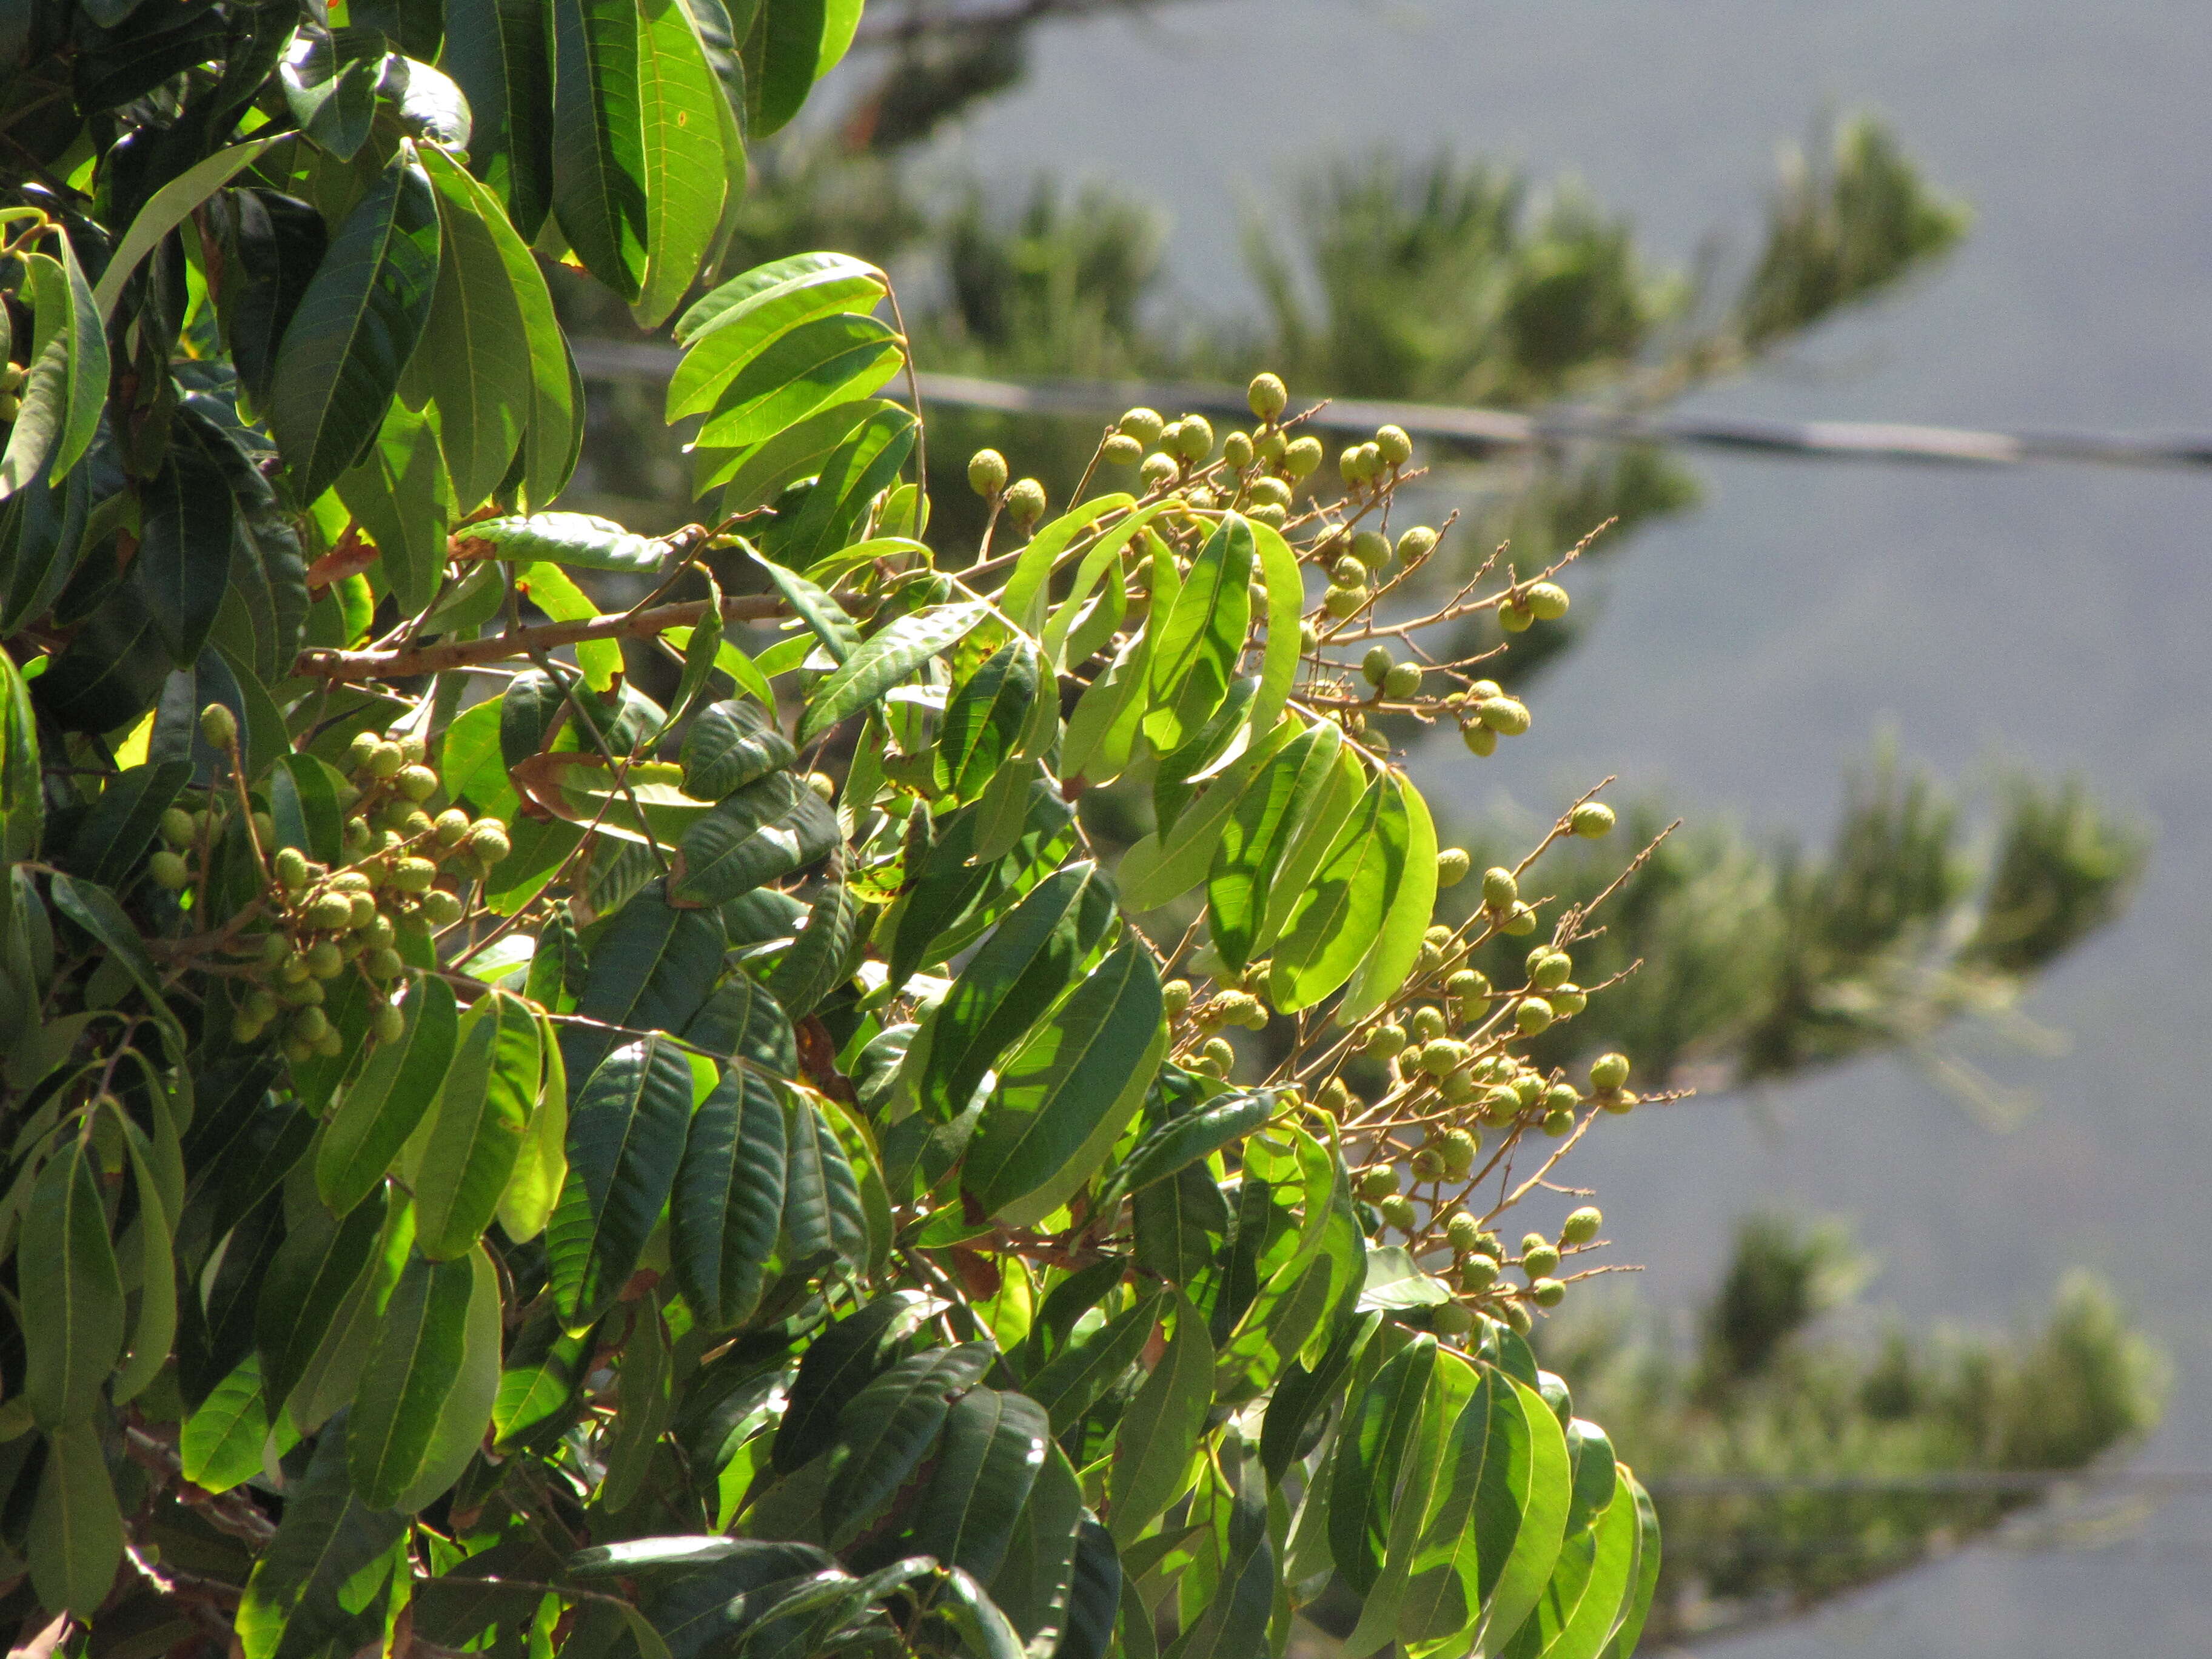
[1436,847,1471,887]
[1515,997,1555,1034]
[967,448,1009,497]
[1530,1277,1566,1308]
[1570,802,1616,838]
[1361,645,1393,687]
[1247,372,1289,421]
[1118,407,1165,445]
[1526,581,1570,621]
[1383,662,1422,699]
[1562,1206,1602,1245]
[199,702,238,748]
[149,850,189,890]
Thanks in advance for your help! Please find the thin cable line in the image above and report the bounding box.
[1645,1470,2212,1497]
[569,338,2212,473]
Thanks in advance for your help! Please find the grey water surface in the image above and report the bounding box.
[897,2,2212,1651]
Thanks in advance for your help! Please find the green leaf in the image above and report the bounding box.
[443,0,557,236]
[999,492,1137,634]
[93,135,284,321]
[672,770,838,907]
[966,937,1164,1228]
[1142,512,1254,752]
[799,600,987,745]
[0,648,41,861]
[1207,720,1341,971]
[499,1011,569,1241]
[671,254,886,417]
[464,510,666,574]
[822,1342,993,1544]
[600,1300,674,1511]
[1114,715,1297,914]
[671,1067,786,1330]
[410,148,535,509]
[911,1387,1051,1581]
[681,697,797,799]
[742,0,864,136]
[1338,773,1439,1025]
[1600,1475,1662,1659]
[1398,1370,1572,1659]
[493,1309,589,1449]
[782,1090,868,1270]
[694,312,905,449]
[549,1034,697,1330]
[1245,517,1306,742]
[1256,742,1367,955]
[179,1355,272,1493]
[67,759,190,889]
[19,1138,126,1429]
[1497,1464,1641,1659]
[768,880,860,1019]
[317,974,459,1216]
[1330,1334,1438,1595]
[919,862,1115,1122]
[565,882,727,1083]
[936,638,1037,805]
[238,1414,409,1659]
[28,1421,124,1620]
[348,1251,475,1508]
[990,1441,1088,1649]
[1173,1440,1275,1659]
[394,1244,505,1510]
[1024,1288,1161,1435]
[5,232,102,495]
[632,0,731,328]
[551,0,648,300]
[268,752,343,867]
[749,552,861,663]
[258,1187,390,1419]
[1267,773,1400,1013]
[270,152,442,504]
[136,429,237,669]
[1061,628,1150,788]
[1101,1087,1271,1212]
[773,1290,936,1473]
[107,1107,178,1406]
[1339,1348,1480,1659]
[1109,1290,1213,1546]
[335,402,452,617]
[1262,1310,1383,1486]
[410,991,541,1259]
[684,969,800,1074]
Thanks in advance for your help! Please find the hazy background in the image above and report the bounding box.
[888,1,2212,1651]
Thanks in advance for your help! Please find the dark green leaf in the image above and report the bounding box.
[1207,720,1342,971]
[347,1252,475,1508]
[1142,513,1253,752]
[965,937,1164,1228]
[782,1091,868,1271]
[742,0,864,138]
[767,880,860,1019]
[773,1290,936,1473]
[1108,1290,1212,1546]
[1175,1440,1274,1659]
[1059,1520,1122,1659]
[317,974,458,1216]
[1261,1309,1382,1486]
[760,401,916,569]
[236,1413,410,1659]
[136,433,236,669]
[1268,774,1402,1013]
[671,1067,787,1330]
[1330,1334,1438,1595]
[910,1387,1050,1581]
[257,1187,390,1418]
[565,882,727,1084]
[335,403,451,617]
[549,1034,697,1329]
[67,760,189,888]
[823,1342,993,1544]
[280,27,388,159]
[179,1356,272,1493]
[551,0,648,300]
[799,600,987,745]
[936,638,1037,805]
[463,510,666,574]
[224,188,328,403]
[632,0,730,327]
[268,752,344,866]
[270,152,441,504]
[749,551,861,662]
[671,770,837,907]
[1101,1088,1271,1212]
[680,697,796,799]
[683,969,800,1074]
[1133,1162,1230,1288]
[20,1139,125,1428]
[411,991,540,1259]
[988,1440,1086,1649]
[442,0,555,235]
[671,255,886,415]
[28,1421,124,1620]
[694,312,903,450]
[1024,1289,1161,1435]
[697,396,883,508]
[410,149,535,508]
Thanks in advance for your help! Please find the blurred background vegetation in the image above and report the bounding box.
[546,0,2163,1641]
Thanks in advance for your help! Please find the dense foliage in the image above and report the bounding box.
[0,6,1672,1658]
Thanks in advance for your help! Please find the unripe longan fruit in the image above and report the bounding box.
[243,988,279,1024]
[1511,1073,1546,1110]
[466,823,510,865]
[343,818,372,854]
[1462,725,1498,757]
[1350,529,1389,571]
[1501,903,1538,937]
[968,448,1008,497]
[1396,526,1438,565]
[1005,478,1047,526]
[1544,1082,1581,1116]
[1374,424,1412,466]
[1528,950,1572,990]
[1432,1301,1473,1336]
[434,809,469,848]
[1361,645,1393,687]
[307,892,354,930]
[1379,1194,1416,1232]
[150,850,189,889]
[1338,445,1368,486]
[1171,415,1213,463]
[361,914,395,949]
[392,857,437,893]
[159,808,194,847]
[1441,1129,1477,1176]
[1201,1036,1235,1071]
[1531,1277,1565,1308]
[1570,802,1616,839]
[1482,866,1520,908]
[282,1035,317,1066]
[1601,1090,1639,1116]
[1119,407,1165,445]
[1249,503,1289,529]
[1357,1165,1398,1202]
[1101,432,1144,467]
[1249,476,1292,508]
[1410,1147,1444,1181]
[1499,602,1535,634]
[1476,696,1530,736]
[1382,662,1422,699]
[199,702,237,748]
[1222,431,1254,469]
[291,1006,330,1044]
[1282,435,1324,477]
[397,765,438,802]
[1420,1037,1468,1075]
[231,1010,266,1044]
[1589,1052,1631,1091]
[1362,1022,1407,1059]
[1162,979,1193,1017]
[1247,372,1289,421]
[347,731,380,769]
[1410,1005,1447,1041]
[365,947,406,981]
[1522,1241,1560,1278]
[306,940,344,979]
[1526,581,1570,621]
[1482,1085,1522,1122]
[1562,1205,1602,1244]
[1541,1107,1574,1136]
[421,889,463,928]
[1141,454,1178,489]
[1331,555,1366,586]
[1436,848,1470,886]
[1444,1212,1483,1254]
[1550,985,1586,1016]
[1446,969,1488,999]
[1439,1068,1478,1104]
[1324,583,1367,617]
[1515,996,1555,1034]
[1460,1256,1500,1293]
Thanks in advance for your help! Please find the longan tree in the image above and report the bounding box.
[0,6,1676,1658]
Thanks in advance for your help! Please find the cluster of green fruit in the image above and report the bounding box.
[0,358,23,424]
[153,706,510,1062]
